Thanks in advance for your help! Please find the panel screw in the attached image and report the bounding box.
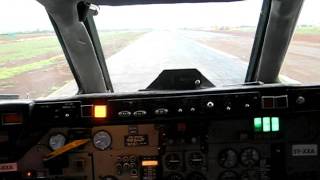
[195,79,201,86]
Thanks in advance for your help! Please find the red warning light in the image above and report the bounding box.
[25,170,36,178]
[1,113,23,125]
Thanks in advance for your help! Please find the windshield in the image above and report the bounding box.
[280,0,320,84]
[94,1,263,92]
[0,0,77,99]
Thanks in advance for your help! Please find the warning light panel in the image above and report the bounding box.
[1,113,23,125]
[142,160,158,166]
[263,117,271,132]
[94,105,107,118]
[254,117,262,132]
[254,116,280,132]
[271,117,280,132]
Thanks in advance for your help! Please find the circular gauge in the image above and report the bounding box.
[186,172,206,180]
[240,148,260,167]
[101,175,118,180]
[49,133,66,150]
[166,173,184,180]
[165,153,182,170]
[93,131,112,150]
[218,170,239,180]
[241,170,259,180]
[188,152,205,169]
[218,149,238,168]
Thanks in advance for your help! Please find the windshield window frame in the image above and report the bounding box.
[88,1,270,92]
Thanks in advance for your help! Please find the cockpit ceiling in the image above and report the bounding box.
[91,0,242,6]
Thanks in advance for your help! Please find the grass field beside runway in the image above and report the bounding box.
[0,31,146,98]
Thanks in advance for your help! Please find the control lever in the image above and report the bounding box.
[43,139,90,162]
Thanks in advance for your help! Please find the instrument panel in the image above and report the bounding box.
[1,84,320,179]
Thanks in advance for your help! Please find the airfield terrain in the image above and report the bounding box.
[0,28,319,98]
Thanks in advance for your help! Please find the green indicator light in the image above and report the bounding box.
[263,117,271,132]
[254,118,262,132]
[271,117,280,132]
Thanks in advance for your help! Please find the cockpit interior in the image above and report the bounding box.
[0,0,320,179]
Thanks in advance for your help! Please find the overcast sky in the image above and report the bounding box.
[0,0,319,33]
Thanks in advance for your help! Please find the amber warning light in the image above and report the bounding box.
[94,105,107,118]
[142,160,158,166]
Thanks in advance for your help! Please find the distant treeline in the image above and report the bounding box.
[0,30,55,36]
[295,25,320,34]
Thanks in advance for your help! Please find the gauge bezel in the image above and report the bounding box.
[187,151,205,169]
[218,148,239,169]
[92,130,112,151]
[186,172,206,180]
[48,133,67,151]
[240,169,259,180]
[164,152,182,170]
[166,172,184,180]
[102,175,118,180]
[218,170,239,180]
[239,147,260,167]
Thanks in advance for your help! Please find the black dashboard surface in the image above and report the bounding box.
[27,84,320,126]
[1,84,320,180]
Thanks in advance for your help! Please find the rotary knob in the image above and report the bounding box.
[296,96,305,105]
[207,101,214,108]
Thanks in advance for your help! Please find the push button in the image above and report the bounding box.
[118,111,131,117]
[133,110,147,117]
[275,96,288,108]
[154,108,169,115]
[262,96,274,109]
